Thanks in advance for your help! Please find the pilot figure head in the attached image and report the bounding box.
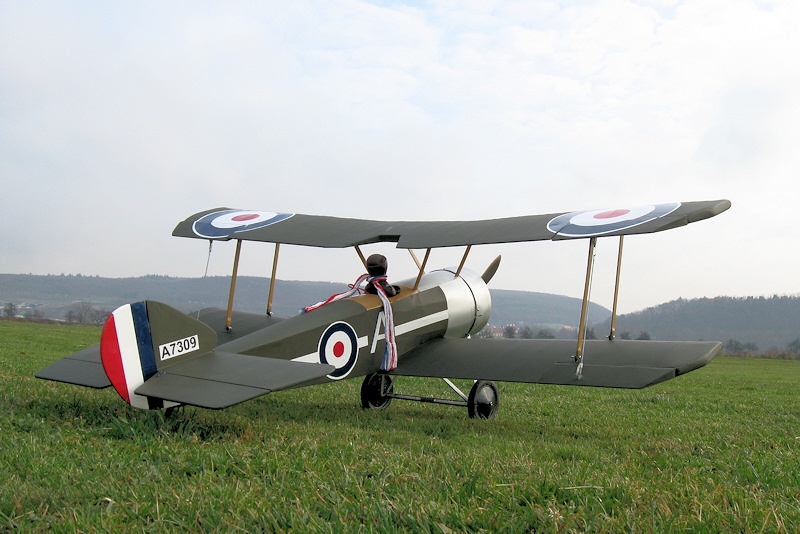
[365,253,399,296]
[366,254,388,277]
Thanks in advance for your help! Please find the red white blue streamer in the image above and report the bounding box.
[301,274,371,313]
[303,274,398,371]
[369,276,398,371]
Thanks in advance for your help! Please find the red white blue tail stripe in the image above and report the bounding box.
[100,302,170,410]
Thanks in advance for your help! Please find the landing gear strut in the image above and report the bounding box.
[359,373,499,419]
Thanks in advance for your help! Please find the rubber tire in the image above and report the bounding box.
[467,380,499,419]
[360,373,393,410]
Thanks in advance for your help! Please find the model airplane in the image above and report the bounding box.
[37,200,730,419]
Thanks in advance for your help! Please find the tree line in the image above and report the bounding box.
[476,324,653,341]
[2,301,109,325]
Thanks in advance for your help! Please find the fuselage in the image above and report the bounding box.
[211,268,491,383]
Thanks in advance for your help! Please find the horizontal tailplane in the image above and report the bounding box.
[36,345,110,389]
[135,351,335,409]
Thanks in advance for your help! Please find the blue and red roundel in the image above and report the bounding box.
[318,322,359,380]
[547,202,680,238]
[192,210,293,239]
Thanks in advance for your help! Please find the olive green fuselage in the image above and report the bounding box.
[215,285,447,385]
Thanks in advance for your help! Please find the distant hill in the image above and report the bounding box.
[488,288,610,330]
[0,274,610,329]
[4,275,799,351]
[598,296,800,352]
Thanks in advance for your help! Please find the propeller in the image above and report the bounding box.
[481,255,502,283]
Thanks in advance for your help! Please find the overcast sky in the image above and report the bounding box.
[1,1,798,314]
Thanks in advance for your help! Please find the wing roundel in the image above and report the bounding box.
[191,210,294,239]
[546,203,681,238]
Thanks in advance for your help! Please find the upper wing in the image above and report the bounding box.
[172,200,731,248]
[391,338,721,389]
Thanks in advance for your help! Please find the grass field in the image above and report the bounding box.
[2,321,799,532]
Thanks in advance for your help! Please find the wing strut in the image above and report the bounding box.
[608,236,624,340]
[266,243,281,316]
[413,248,432,290]
[225,239,243,332]
[408,249,423,271]
[455,245,472,277]
[575,237,597,379]
[354,245,368,269]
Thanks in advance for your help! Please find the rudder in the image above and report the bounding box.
[100,301,217,409]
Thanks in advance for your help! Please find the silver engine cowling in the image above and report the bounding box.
[414,268,491,337]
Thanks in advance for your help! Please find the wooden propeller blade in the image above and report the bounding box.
[481,255,502,283]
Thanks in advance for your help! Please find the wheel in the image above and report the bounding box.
[360,373,393,410]
[467,380,499,419]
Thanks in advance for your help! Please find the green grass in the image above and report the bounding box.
[2,321,800,532]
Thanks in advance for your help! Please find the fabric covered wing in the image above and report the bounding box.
[35,345,111,389]
[134,351,335,409]
[172,200,730,248]
[392,338,721,389]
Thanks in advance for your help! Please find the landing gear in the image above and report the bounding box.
[163,404,184,418]
[360,373,394,410]
[467,380,499,419]
[360,373,499,419]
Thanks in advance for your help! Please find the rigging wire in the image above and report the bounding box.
[196,240,214,319]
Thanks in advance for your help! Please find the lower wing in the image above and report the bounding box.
[392,338,721,389]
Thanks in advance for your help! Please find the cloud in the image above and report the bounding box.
[1,1,799,313]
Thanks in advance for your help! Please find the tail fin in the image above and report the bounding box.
[100,301,217,409]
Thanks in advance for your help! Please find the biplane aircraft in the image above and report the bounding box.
[37,199,730,419]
